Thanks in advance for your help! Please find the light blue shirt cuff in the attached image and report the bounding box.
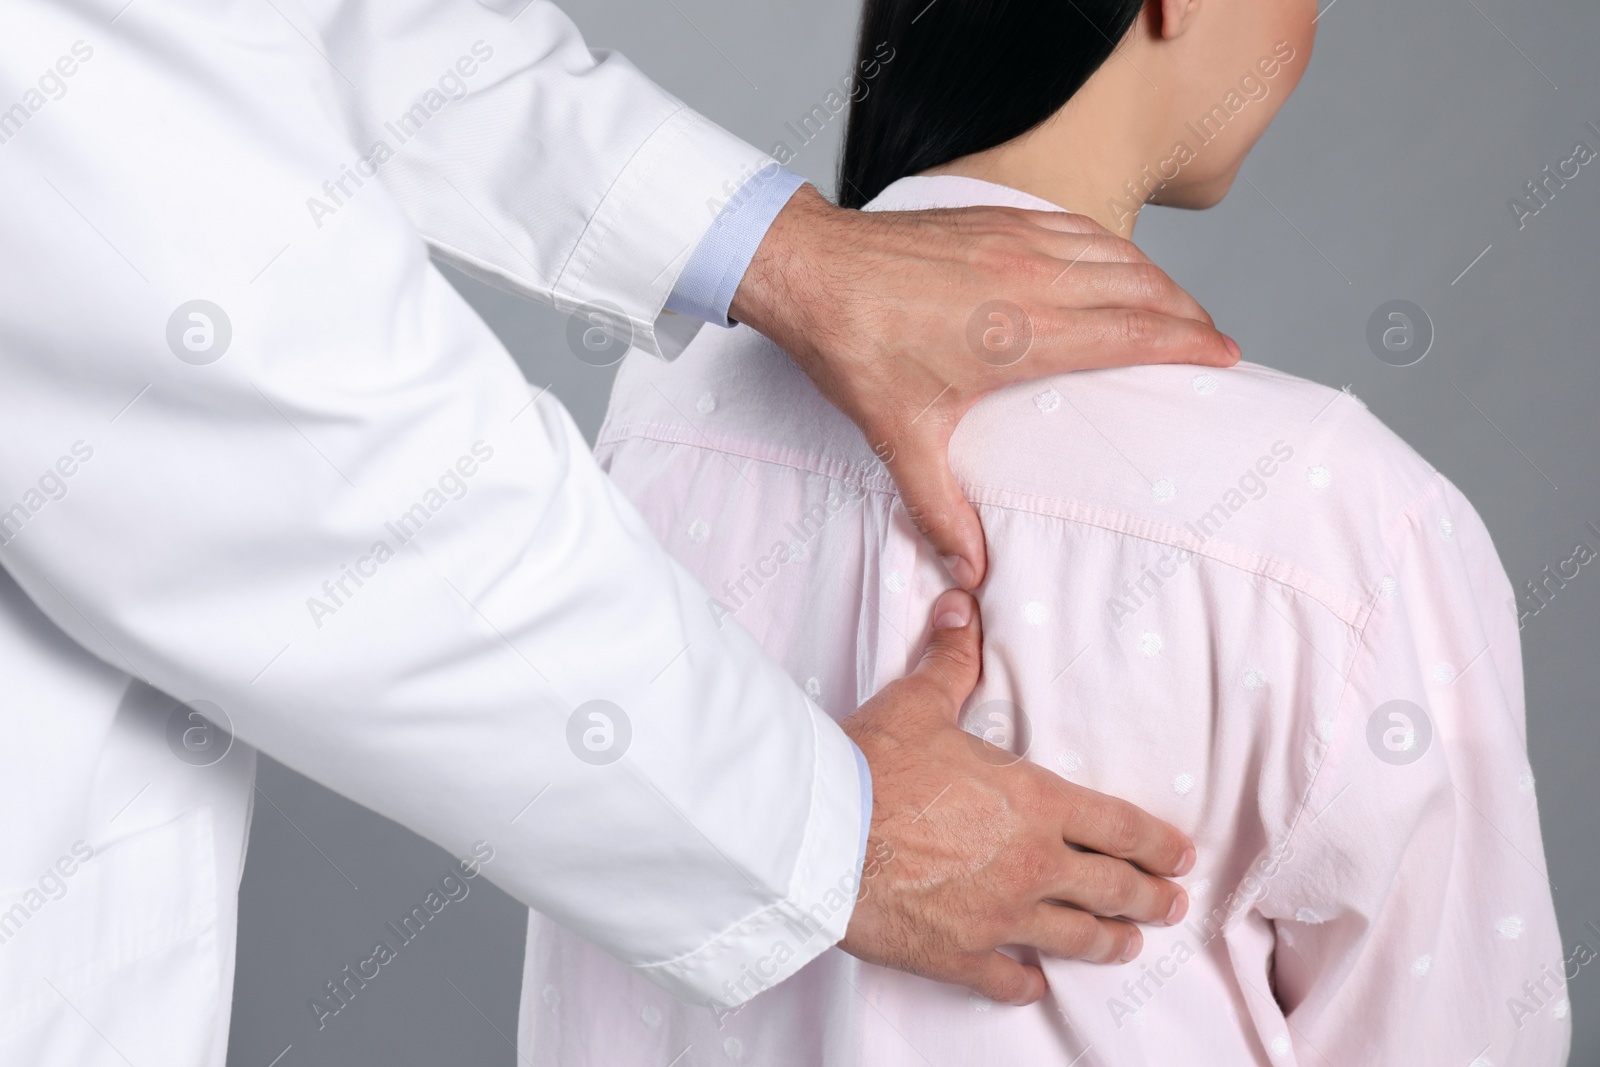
[849,738,873,878]
[663,165,809,328]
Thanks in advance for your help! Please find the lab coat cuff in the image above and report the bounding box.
[555,105,777,361]
[636,695,867,1008]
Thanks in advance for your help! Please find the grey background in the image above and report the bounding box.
[226,0,1600,1063]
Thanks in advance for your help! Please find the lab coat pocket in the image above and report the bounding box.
[0,805,224,1067]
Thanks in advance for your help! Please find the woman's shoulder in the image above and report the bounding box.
[954,359,1464,615]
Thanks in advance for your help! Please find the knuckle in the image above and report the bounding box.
[1017,777,1071,832]
[921,638,978,676]
[1057,913,1098,958]
[1003,841,1056,897]
[981,968,1023,1004]
[1098,801,1145,856]
[1095,232,1142,263]
[1113,310,1159,349]
[1096,866,1138,914]
[1129,261,1167,301]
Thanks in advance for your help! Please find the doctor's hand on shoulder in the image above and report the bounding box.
[731,183,1239,590]
[842,590,1194,1006]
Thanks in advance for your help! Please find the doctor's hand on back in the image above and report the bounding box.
[840,590,1194,1004]
[733,183,1239,589]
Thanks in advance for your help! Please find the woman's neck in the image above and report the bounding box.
[921,61,1164,238]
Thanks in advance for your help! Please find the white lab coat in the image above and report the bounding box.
[0,2,863,1064]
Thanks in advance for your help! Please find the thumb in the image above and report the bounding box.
[886,429,987,589]
[911,588,984,723]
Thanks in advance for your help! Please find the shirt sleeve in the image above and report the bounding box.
[663,166,809,329]
[0,0,863,1006]
[312,0,790,358]
[1257,475,1569,1065]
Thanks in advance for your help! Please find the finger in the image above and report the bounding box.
[909,588,983,721]
[1048,776,1196,877]
[1003,206,1115,238]
[1026,260,1214,326]
[1019,307,1239,372]
[979,212,1218,330]
[1045,850,1189,927]
[1023,905,1144,965]
[885,431,987,588]
[957,952,1049,1006]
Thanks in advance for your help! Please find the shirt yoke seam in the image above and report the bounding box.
[599,423,1447,632]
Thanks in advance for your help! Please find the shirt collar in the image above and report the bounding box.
[862,174,1069,215]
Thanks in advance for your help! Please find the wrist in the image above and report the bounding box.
[727,182,840,362]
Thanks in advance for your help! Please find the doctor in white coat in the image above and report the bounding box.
[0,1,1235,1063]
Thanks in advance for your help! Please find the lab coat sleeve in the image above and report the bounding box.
[1255,477,1569,1064]
[316,0,784,358]
[0,1,863,1007]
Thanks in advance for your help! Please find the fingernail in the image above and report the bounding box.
[932,594,971,631]
[1165,891,1188,926]
[1223,334,1242,361]
[1118,929,1143,964]
[1174,846,1196,876]
[941,554,976,588]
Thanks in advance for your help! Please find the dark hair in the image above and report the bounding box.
[837,0,1144,208]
